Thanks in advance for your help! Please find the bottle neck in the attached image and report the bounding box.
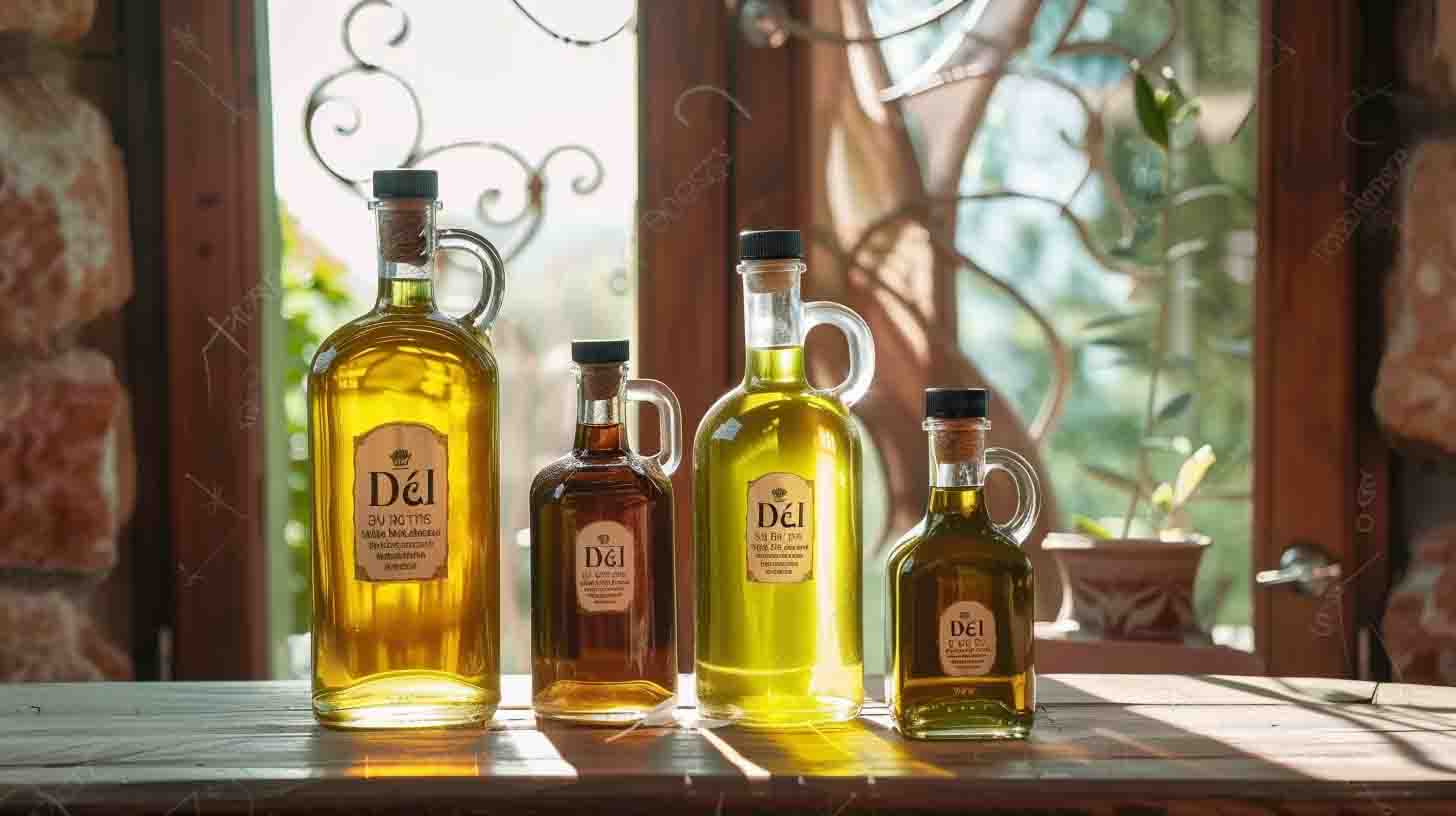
[740,259,807,388]
[575,363,629,454]
[926,419,989,518]
[372,198,440,312]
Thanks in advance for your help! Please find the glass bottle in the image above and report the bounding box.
[309,169,506,729]
[886,388,1041,740]
[694,229,875,728]
[530,339,683,723]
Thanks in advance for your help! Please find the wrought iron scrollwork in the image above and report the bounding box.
[303,0,606,262]
[509,0,633,47]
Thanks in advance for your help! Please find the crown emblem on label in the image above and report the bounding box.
[598,533,611,546]
[389,448,411,468]
[771,487,788,501]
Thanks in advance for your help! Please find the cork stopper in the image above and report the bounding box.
[376,204,431,265]
[931,424,987,464]
[578,364,624,400]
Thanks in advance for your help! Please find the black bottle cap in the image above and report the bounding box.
[739,229,802,261]
[572,338,630,364]
[373,169,438,199]
[925,387,989,420]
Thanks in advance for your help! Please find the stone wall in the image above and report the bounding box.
[1376,0,1456,686]
[0,0,133,680]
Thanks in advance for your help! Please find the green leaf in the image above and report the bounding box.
[1133,70,1169,149]
[1087,334,1148,350]
[1141,435,1194,455]
[1160,68,1201,127]
[1172,444,1217,507]
[1072,514,1116,540]
[1160,71,1188,115]
[1166,238,1209,263]
[1150,482,1175,514]
[1082,464,1140,492]
[1154,392,1194,425]
[1082,312,1141,332]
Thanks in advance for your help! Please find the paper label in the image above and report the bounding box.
[353,423,448,581]
[575,520,635,613]
[745,472,814,583]
[940,600,996,676]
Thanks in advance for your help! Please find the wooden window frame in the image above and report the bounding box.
[145,0,1389,679]
[157,0,270,679]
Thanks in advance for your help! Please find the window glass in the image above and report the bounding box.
[268,0,637,675]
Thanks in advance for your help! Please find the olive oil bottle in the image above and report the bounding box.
[309,169,507,729]
[530,339,682,723]
[886,388,1041,740]
[694,229,875,728]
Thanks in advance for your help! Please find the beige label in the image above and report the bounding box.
[940,600,996,677]
[576,520,635,613]
[353,423,448,582]
[745,472,814,583]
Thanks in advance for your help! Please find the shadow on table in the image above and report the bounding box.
[1193,673,1456,778]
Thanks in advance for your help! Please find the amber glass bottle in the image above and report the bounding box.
[530,339,682,723]
[694,229,875,728]
[309,169,506,729]
[886,388,1042,740]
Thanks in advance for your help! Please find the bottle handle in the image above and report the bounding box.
[436,228,507,333]
[625,378,683,476]
[984,447,1042,545]
[802,301,876,407]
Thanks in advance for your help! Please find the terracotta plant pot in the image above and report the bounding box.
[1042,532,1211,641]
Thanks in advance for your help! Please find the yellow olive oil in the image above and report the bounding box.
[694,230,875,728]
[310,171,505,729]
[886,389,1041,739]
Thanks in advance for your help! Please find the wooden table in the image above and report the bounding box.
[2,675,1454,814]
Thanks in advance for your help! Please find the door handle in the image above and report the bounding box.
[1255,542,1343,597]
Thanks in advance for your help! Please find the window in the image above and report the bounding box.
[268,0,638,675]
[835,0,1262,668]
[129,0,1370,679]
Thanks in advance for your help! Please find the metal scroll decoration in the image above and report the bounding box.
[303,0,608,262]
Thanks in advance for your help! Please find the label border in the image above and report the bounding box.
[353,421,449,583]
[745,471,815,584]
[574,518,636,615]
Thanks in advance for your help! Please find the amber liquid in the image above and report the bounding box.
[886,486,1034,739]
[309,278,500,729]
[694,346,864,728]
[530,421,677,722]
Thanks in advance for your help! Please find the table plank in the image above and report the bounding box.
[0,676,1452,814]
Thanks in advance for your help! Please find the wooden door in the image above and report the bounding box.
[1254,0,1391,678]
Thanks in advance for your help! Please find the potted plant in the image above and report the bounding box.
[1045,443,1216,640]
[1044,65,1221,641]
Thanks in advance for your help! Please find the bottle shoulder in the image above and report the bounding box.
[530,450,672,505]
[310,311,497,381]
[695,384,857,449]
[888,517,1033,577]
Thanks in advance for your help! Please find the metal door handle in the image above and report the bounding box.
[1255,542,1342,597]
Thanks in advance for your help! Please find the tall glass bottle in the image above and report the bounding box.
[694,229,875,728]
[530,339,682,723]
[309,169,506,729]
[886,388,1041,740]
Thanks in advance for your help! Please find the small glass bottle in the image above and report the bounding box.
[694,229,875,728]
[886,388,1041,740]
[309,169,506,729]
[530,339,683,723]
